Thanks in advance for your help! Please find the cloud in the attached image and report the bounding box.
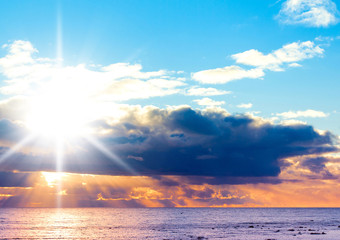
[0,41,338,193]
[183,175,283,185]
[237,103,253,109]
[277,0,339,27]
[101,62,166,79]
[192,40,323,84]
[0,172,256,207]
[0,106,337,184]
[300,157,330,174]
[193,97,225,106]
[0,118,28,142]
[0,171,34,187]
[277,109,329,118]
[0,96,30,122]
[0,41,185,101]
[0,40,37,67]
[98,78,186,101]
[280,153,339,181]
[232,41,324,71]
[2,156,340,207]
[288,62,302,67]
[192,66,264,84]
[186,87,231,96]
[279,119,307,126]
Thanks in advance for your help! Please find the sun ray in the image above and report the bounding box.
[0,134,37,164]
[55,3,64,208]
[83,135,138,176]
[55,135,64,208]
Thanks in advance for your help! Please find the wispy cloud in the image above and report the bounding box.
[232,41,324,71]
[0,41,185,101]
[237,103,253,109]
[277,0,339,27]
[192,40,324,84]
[192,66,264,84]
[277,109,329,118]
[186,87,231,96]
[193,97,225,106]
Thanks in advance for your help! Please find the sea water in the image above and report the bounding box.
[1,208,340,239]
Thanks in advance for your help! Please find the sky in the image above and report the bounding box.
[0,0,340,207]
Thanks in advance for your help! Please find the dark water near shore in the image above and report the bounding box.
[1,208,340,239]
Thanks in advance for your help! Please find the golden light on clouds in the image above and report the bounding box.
[42,172,68,187]
[0,167,340,208]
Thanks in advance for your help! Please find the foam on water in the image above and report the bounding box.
[1,208,340,239]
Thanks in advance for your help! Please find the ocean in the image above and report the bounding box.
[1,208,340,239]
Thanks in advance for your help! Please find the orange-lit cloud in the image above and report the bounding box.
[1,158,340,208]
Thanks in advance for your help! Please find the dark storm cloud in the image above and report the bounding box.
[300,156,338,179]
[0,107,338,184]
[166,108,219,135]
[0,171,32,187]
[0,195,23,207]
[151,176,181,187]
[183,176,284,185]
[301,157,329,173]
[75,199,145,208]
[181,186,215,199]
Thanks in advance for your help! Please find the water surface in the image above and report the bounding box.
[1,208,340,239]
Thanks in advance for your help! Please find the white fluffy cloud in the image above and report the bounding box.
[98,78,185,101]
[0,41,185,101]
[277,109,329,118]
[192,40,323,84]
[186,87,231,96]
[279,119,307,126]
[232,41,324,71]
[193,97,225,106]
[237,103,253,109]
[277,0,339,27]
[101,63,167,80]
[192,66,264,84]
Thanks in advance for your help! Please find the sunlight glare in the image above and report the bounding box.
[26,88,92,139]
[42,171,67,187]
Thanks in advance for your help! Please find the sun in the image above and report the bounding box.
[25,85,92,140]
